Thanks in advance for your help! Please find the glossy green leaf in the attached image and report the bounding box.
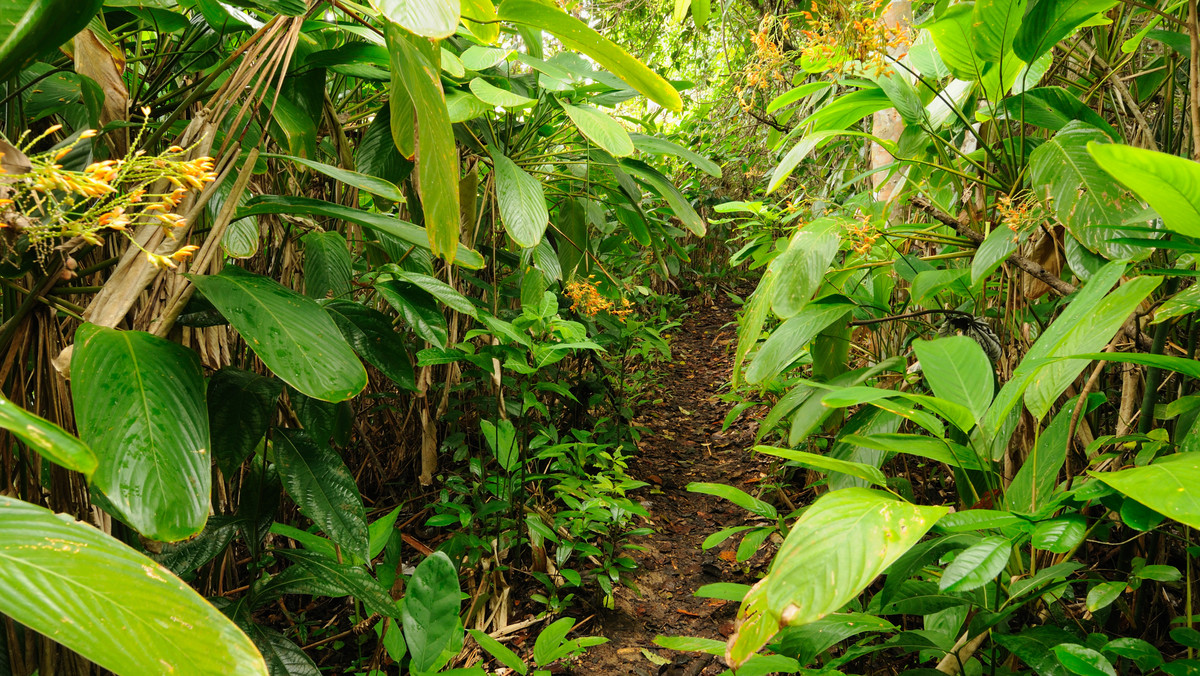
[376,281,450,347]
[1086,580,1125,612]
[0,0,102,82]
[0,391,96,475]
[913,336,994,424]
[0,496,267,676]
[1032,515,1086,553]
[1014,0,1119,63]
[460,0,499,42]
[619,158,706,236]
[72,324,209,542]
[480,419,519,471]
[940,536,1011,591]
[469,77,536,107]
[245,624,320,676]
[274,429,369,562]
[770,219,842,319]
[686,482,777,519]
[261,153,404,202]
[207,368,283,477]
[973,0,1027,62]
[445,89,491,122]
[323,300,416,392]
[371,0,459,39]
[383,269,477,317]
[629,133,720,177]
[190,266,367,402]
[768,130,885,194]
[1053,644,1117,676]
[497,0,682,110]
[387,22,461,263]
[1089,142,1200,239]
[404,551,461,672]
[922,4,987,80]
[754,445,888,487]
[561,103,633,156]
[469,629,527,674]
[1093,453,1200,529]
[303,231,353,300]
[747,301,851,384]
[727,488,947,666]
[237,195,484,268]
[279,549,400,618]
[491,150,549,248]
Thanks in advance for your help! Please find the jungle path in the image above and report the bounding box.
[574,291,777,676]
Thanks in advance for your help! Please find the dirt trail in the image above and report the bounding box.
[574,292,777,676]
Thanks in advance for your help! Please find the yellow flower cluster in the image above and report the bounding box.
[0,119,217,265]
[565,276,634,321]
[735,16,793,112]
[798,0,911,78]
[844,212,880,255]
[995,193,1041,242]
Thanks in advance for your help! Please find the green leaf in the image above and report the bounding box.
[261,153,404,202]
[1053,644,1117,676]
[727,489,947,666]
[653,635,726,655]
[768,130,885,194]
[404,551,461,672]
[237,195,484,268]
[208,368,283,477]
[191,266,367,402]
[0,391,96,475]
[1029,122,1143,260]
[1031,515,1086,553]
[274,429,369,562]
[754,445,888,487]
[766,81,833,114]
[770,218,842,318]
[799,87,891,132]
[383,269,477,317]
[445,89,491,122]
[1093,453,1200,529]
[746,301,851,384]
[370,0,460,38]
[996,87,1120,141]
[279,549,400,618]
[246,624,320,676]
[469,629,528,674]
[480,419,520,471]
[1088,142,1200,239]
[460,45,510,70]
[491,150,549,248]
[1014,0,1119,63]
[0,496,267,675]
[303,231,353,300]
[921,5,987,81]
[497,0,682,110]
[913,336,994,424]
[469,77,537,108]
[376,281,449,347]
[322,300,417,391]
[842,433,987,470]
[72,324,210,542]
[973,0,1027,62]
[534,617,581,666]
[629,133,721,177]
[387,22,461,263]
[369,506,403,560]
[619,158,707,236]
[561,103,633,156]
[0,0,102,82]
[1086,580,1125,612]
[686,482,777,519]
[1103,638,1162,672]
[939,536,1011,591]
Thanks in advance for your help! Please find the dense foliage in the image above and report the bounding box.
[5,0,1200,674]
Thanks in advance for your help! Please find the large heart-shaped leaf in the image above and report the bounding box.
[0,391,96,475]
[492,150,549,248]
[0,0,103,82]
[0,496,267,676]
[726,488,947,665]
[274,429,369,562]
[72,324,210,542]
[497,0,682,111]
[190,266,367,403]
[1088,142,1200,239]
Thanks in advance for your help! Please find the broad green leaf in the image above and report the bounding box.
[747,301,851,384]
[1088,142,1200,239]
[913,336,993,424]
[303,231,353,300]
[261,153,404,202]
[246,624,320,676]
[1093,453,1200,529]
[1103,638,1162,672]
[445,89,491,122]
[799,87,891,132]
[1029,122,1143,259]
[971,220,1027,286]
[460,0,499,42]
[376,281,450,347]
[686,482,777,519]
[1087,581,1126,612]
[554,197,588,279]
[207,368,283,477]
[480,419,519,471]
[1053,644,1117,676]
[491,150,549,248]
[369,506,403,560]
[72,324,210,542]
[280,549,400,618]
[766,81,833,114]
[842,433,987,471]
[0,0,102,82]
[322,300,417,392]
[629,133,721,177]
[404,551,461,672]
[0,391,96,475]
[1014,0,1119,63]
[653,635,727,655]
[237,195,484,268]
[190,266,367,402]
[460,45,510,70]
[0,496,267,676]
[469,629,527,674]
[619,158,707,236]
[498,0,682,110]
[754,445,888,487]
[370,0,459,38]
[770,218,842,318]
[996,87,1120,141]
[387,22,461,263]
[921,5,987,81]
[561,103,633,156]
[1152,283,1200,324]
[1005,398,1081,513]
[469,77,536,108]
[940,536,1011,591]
[274,429,369,562]
[1031,515,1086,553]
[727,488,947,665]
[383,269,478,317]
[973,0,1027,62]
